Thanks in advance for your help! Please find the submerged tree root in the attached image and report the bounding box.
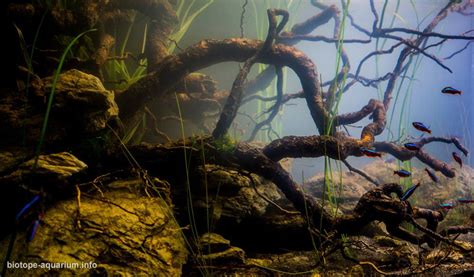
[107,137,474,252]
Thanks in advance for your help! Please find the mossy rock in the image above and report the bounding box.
[0,148,28,175]
[374,235,405,247]
[32,69,119,134]
[2,179,187,276]
[198,233,231,253]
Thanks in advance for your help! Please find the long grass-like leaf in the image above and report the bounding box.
[13,24,32,70]
[169,0,215,53]
[33,28,97,168]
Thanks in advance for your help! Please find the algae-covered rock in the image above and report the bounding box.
[2,179,187,276]
[197,233,245,264]
[374,235,405,247]
[20,152,87,178]
[199,247,246,264]
[174,73,218,95]
[247,251,321,275]
[198,232,231,253]
[185,165,317,251]
[0,148,28,175]
[194,165,284,222]
[32,69,119,134]
[1,152,87,190]
[426,248,464,264]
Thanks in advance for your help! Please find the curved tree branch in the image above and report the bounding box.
[117,37,329,134]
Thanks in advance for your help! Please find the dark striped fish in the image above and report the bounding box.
[424,168,439,183]
[412,122,431,134]
[452,152,463,168]
[457,198,474,204]
[401,183,420,201]
[441,86,462,95]
[360,147,382,158]
[394,169,411,177]
[404,143,420,151]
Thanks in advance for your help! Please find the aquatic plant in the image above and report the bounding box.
[170,0,216,53]
[34,28,97,168]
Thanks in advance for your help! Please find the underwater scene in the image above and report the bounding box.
[0,0,473,276]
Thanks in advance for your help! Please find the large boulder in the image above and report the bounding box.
[0,70,119,148]
[1,179,188,276]
[32,69,119,134]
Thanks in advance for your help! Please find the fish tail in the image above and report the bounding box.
[28,220,40,242]
[15,195,41,222]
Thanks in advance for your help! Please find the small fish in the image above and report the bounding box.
[15,195,40,222]
[424,168,439,183]
[441,86,462,95]
[401,183,420,201]
[28,219,40,242]
[360,147,382,158]
[440,203,455,210]
[404,143,420,151]
[452,152,463,168]
[412,122,431,134]
[457,198,474,204]
[394,169,411,177]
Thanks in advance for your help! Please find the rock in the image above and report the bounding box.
[427,248,464,263]
[0,70,119,148]
[0,148,28,175]
[1,179,187,276]
[198,233,230,253]
[197,233,245,264]
[304,167,374,213]
[193,165,284,222]
[32,69,119,134]
[1,152,87,191]
[374,235,405,247]
[20,152,87,178]
[247,251,321,274]
[174,73,218,95]
[199,247,246,264]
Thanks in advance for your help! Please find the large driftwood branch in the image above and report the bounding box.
[246,66,284,142]
[374,136,468,178]
[116,38,329,134]
[243,4,340,98]
[115,139,473,249]
[212,9,287,139]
